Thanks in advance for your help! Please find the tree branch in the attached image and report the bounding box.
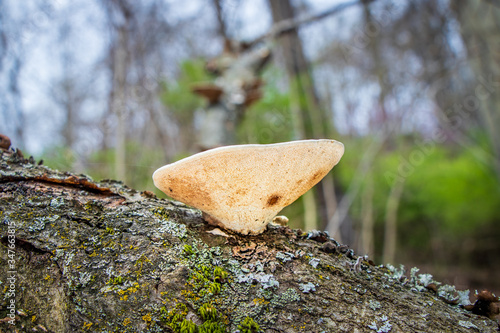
[249,0,376,46]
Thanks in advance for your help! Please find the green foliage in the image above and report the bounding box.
[337,135,500,264]
[403,147,500,234]
[41,146,77,172]
[183,247,228,296]
[237,317,261,333]
[82,141,163,193]
[160,59,211,121]
[238,68,293,144]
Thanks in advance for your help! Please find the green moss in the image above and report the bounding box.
[183,244,195,256]
[108,276,123,285]
[213,267,228,282]
[179,319,197,333]
[198,303,217,321]
[237,317,261,333]
[160,242,231,332]
[197,303,225,332]
[160,302,227,333]
[184,249,229,301]
[208,282,221,294]
[160,303,189,331]
[198,320,225,333]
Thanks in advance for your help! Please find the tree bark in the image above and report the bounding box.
[0,151,498,332]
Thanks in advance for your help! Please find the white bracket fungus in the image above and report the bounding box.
[153,139,344,235]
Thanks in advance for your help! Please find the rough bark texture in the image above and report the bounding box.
[0,150,499,332]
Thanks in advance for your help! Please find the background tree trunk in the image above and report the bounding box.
[1,151,499,332]
[359,173,374,256]
[104,0,134,184]
[268,0,338,232]
[451,1,500,180]
[382,177,405,265]
[111,25,129,184]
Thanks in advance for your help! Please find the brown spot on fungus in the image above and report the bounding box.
[266,194,281,206]
[153,139,344,235]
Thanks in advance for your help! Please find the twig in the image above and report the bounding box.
[248,0,376,46]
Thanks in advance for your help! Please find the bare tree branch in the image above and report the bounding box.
[212,0,228,40]
[249,0,375,46]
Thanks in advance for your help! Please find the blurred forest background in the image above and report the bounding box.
[1,0,499,295]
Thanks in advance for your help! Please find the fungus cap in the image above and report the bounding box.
[153,139,344,235]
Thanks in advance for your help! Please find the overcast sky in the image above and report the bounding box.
[0,0,438,156]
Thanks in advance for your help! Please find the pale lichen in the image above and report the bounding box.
[236,272,279,289]
[308,258,320,268]
[50,197,65,208]
[417,273,435,287]
[157,218,187,238]
[299,282,316,293]
[269,288,301,308]
[438,285,458,303]
[369,300,382,311]
[458,320,478,329]
[385,264,406,283]
[368,315,392,332]
[276,251,294,263]
[457,290,472,306]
